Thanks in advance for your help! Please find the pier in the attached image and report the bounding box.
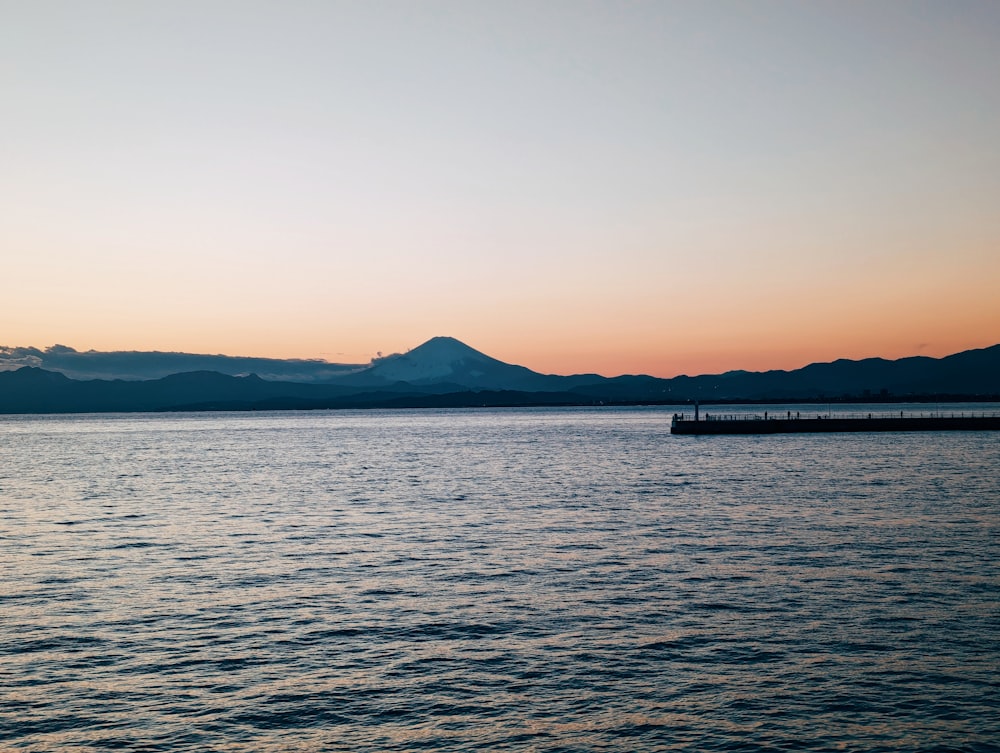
[670,409,1000,435]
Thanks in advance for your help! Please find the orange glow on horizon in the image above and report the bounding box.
[4,5,999,381]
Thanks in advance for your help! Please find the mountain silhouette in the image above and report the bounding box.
[337,336,568,391]
[0,344,364,382]
[0,337,997,413]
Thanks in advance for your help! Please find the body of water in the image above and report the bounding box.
[1,407,998,751]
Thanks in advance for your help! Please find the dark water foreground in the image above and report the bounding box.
[1,408,998,752]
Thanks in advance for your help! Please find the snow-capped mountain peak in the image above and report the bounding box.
[365,337,504,383]
[336,336,561,391]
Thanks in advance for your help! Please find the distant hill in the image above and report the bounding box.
[647,345,1000,401]
[0,338,997,413]
[0,344,364,382]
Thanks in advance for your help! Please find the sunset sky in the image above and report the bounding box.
[3,1,998,377]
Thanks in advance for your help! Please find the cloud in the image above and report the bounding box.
[0,344,366,382]
[0,346,44,371]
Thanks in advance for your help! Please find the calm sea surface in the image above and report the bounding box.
[1,407,998,752]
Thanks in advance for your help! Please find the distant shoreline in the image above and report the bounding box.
[2,393,999,416]
[2,337,997,414]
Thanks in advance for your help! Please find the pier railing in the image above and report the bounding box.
[670,409,1000,434]
[672,410,1000,423]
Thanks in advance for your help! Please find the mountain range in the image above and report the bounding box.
[0,343,363,382]
[1,336,998,414]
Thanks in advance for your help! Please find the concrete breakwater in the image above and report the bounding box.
[670,411,1000,435]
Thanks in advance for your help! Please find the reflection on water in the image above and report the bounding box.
[1,407,998,751]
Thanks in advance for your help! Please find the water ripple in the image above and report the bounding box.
[1,408,998,751]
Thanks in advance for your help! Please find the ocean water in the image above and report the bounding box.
[1,407,998,752]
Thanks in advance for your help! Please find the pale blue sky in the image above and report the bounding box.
[3,1,998,375]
